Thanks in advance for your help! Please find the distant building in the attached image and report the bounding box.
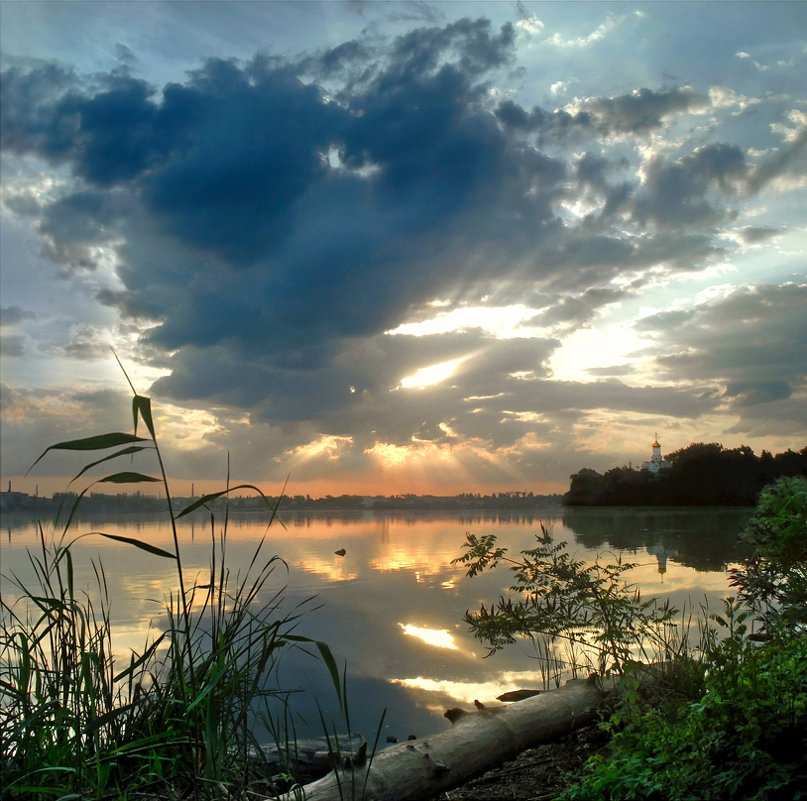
[642,434,671,474]
[0,481,35,512]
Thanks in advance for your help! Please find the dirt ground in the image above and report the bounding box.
[430,724,610,801]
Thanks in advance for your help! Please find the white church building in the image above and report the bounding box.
[642,434,671,474]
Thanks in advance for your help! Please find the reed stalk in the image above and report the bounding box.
[1,360,342,800]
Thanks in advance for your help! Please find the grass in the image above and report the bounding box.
[0,362,348,800]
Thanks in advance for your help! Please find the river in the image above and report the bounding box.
[1,506,752,741]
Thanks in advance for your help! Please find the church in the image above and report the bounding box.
[641,435,671,473]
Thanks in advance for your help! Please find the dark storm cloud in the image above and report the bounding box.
[1,67,166,184]
[143,58,348,264]
[0,22,734,353]
[3,19,556,350]
[0,63,79,156]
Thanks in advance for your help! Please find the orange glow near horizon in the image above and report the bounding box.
[0,471,568,500]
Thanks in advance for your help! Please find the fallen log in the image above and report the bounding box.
[270,666,661,801]
[251,734,366,784]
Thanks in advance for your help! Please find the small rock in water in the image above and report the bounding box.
[334,548,347,556]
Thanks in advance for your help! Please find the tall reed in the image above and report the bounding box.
[1,361,339,799]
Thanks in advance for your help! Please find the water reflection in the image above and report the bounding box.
[562,507,752,572]
[399,623,459,651]
[1,507,753,740]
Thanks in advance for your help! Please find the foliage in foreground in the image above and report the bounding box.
[453,523,678,676]
[559,475,807,801]
[0,365,343,800]
[729,474,807,634]
[560,620,807,800]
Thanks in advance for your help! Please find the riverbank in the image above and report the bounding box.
[432,723,609,800]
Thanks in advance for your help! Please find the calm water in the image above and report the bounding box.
[1,506,752,741]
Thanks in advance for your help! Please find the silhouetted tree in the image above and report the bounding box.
[565,444,807,506]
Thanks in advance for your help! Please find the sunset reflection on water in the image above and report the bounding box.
[1,507,750,739]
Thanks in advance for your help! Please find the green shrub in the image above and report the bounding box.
[560,476,807,801]
[560,632,807,801]
[729,475,807,634]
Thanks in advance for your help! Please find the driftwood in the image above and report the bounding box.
[271,667,660,801]
[253,734,366,784]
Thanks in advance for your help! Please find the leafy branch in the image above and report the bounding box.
[453,523,677,674]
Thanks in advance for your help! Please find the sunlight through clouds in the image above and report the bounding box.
[387,305,536,338]
[282,435,354,466]
[399,357,466,389]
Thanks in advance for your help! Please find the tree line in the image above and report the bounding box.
[565,443,807,506]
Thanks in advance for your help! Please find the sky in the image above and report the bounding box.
[1,1,806,499]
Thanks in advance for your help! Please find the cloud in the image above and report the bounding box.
[636,283,807,402]
[1,305,38,325]
[0,63,79,157]
[632,143,747,229]
[748,109,807,192]
[1,334,26,357]
[0,383,132,475]
[546,12,629,48]
[728,226,782,245]
[2,12,805,491]
[585,364,634,377]
[523,287,624,329]
[574,87,709,134]
[724,380,792,407]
